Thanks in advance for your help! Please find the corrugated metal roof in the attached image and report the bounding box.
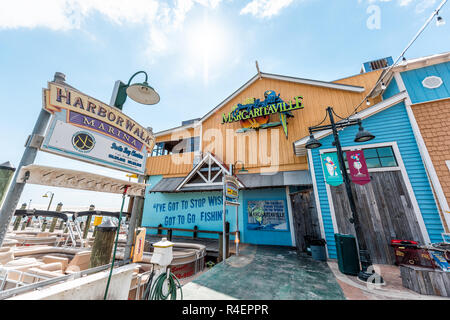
[236,170,312,189]
[148,170,311,193]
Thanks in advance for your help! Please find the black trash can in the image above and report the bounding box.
[334,233,360,276]
[310,239,327,261]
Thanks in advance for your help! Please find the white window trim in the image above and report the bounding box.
[319,141,431,244]
[307,149,330,258]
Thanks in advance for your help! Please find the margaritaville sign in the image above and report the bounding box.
[41,82,155,174]
[221,90,304,138]
[222,94,303,124]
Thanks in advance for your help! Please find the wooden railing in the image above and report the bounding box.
[147,224,239,260]
[145,153,194,176]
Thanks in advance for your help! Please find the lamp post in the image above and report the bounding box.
[233,160,248,175]
[42,191,54,211]
[306,106,383,284]
[110,71,160,263]
[110,71,160,110]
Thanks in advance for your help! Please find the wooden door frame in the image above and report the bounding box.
[286,186,297,247]
[319,141,431,244]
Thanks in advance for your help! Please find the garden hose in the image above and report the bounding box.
[103,185,129,300]
[143,269,183,300]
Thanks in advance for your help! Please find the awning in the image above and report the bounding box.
[16,164,146,197]
[237,170,312,188]
[149,170,311,193]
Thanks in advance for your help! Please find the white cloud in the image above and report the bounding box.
[0,0,222,55]
[240,0,296,18]
[358,0,438,12]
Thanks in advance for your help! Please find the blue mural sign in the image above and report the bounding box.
[142,187,234,239]
[247,200,287,231]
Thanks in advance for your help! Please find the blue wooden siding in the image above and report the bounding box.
[142,177,292,246]
[383,78,400,100]
[400,62,450,104]
[310,102,444,258]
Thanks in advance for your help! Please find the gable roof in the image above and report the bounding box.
[154,71,366,137]
[175,152,244,191]
[200,72,365,123]
[369,51,450,99]
[293,90,408,156]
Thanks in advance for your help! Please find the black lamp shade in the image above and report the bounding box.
[354,126,375,143]
[305,135,322,149]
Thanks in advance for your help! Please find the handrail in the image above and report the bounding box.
[146,226,237,235]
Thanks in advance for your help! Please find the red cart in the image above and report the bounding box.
[390,240,437,269]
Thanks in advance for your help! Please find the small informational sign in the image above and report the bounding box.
[247,200,287,231]
[224,175,240,206]
[347,150,371,185]
[93,216,103,226]
[40,83,155,175]
[321,153,343,186]
[132,227,146,263]
[430,251,450,272]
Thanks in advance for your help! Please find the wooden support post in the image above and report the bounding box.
[49,202,63,233]
[157,224,162,235]
[193,225,198,239]
[13,216,22,231]
[89,221,117,268]
[13,203,27,231]
[218,222,230,262]
[218,234,223,262]
[83,205,94,239]
[41,221,47,232]
[167,229,173,241]
[225,221,230,258]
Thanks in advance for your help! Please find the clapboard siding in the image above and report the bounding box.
[310,102,445,259]
[400,62,450,104]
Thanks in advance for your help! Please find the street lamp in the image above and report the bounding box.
[110,71,160,263]
[306,106,383,284]
[42,191,54,211]
[110,71,160,110]
[233,161,248,175]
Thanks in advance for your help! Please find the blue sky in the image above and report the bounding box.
[0,0,449,211]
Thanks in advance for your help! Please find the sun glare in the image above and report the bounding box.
[185,16,229,84]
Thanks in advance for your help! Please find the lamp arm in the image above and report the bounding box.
[309,119,360,133]
[127,71,148,86]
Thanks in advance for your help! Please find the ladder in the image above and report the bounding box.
[63,220,84,248]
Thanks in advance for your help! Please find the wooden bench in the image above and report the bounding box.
[400,265,450,297]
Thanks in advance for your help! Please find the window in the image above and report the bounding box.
[325,146,398,170]
[151,142,168,157]
[150,136,200,157]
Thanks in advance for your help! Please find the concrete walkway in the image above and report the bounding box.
[182,245,345,300]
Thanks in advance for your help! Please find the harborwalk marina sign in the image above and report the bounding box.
[41,82,155,175]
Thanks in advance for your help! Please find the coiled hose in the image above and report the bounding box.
[142,268,183,300]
